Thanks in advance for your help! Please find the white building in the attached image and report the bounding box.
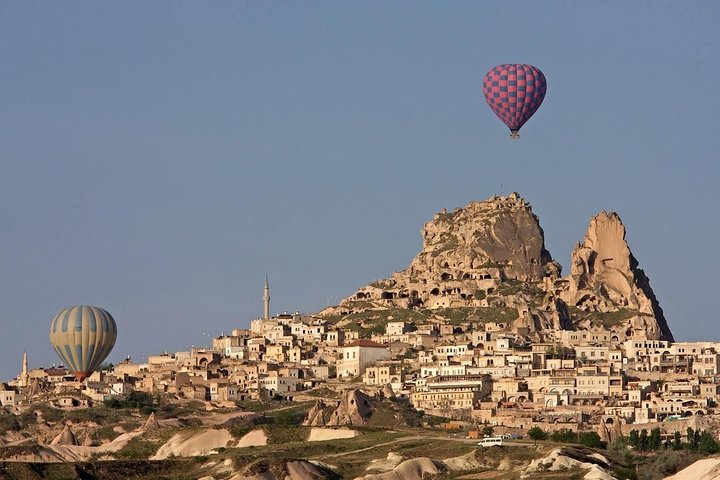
[336,340,390,380]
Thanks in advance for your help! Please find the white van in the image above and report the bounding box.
[477,436,503,447]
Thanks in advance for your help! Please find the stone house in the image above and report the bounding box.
[210,381,239,402]
[692,351,720,376]
[336,340,390,380]
[411,374,492,413]
[362,363,404,392]
[0,388,17,407]
[259,371,300,394]
[386,321,407,336]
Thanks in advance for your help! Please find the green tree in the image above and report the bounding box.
[673,431,682,450]
[686,427,700,451]
[629,429,640,449]
[639,429,649,451]
[698,430,719,454]
[579,431,606,449]
[549,428,578,443]
[482,425,494,437]
[649,427,662,450]
[528,426,548,443]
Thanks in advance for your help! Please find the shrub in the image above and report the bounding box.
[113,438,159,460]
[549,428,578,443]
[637,451,701,480]
[528,427,548,441]
[578,431,606,449]
[0,411,20,433]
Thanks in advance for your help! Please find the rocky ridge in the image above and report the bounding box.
[326,193,673,342]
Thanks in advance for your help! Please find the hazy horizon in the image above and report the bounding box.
[2,2,719,381]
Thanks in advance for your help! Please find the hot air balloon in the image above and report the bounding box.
[49,305,117,382]
[483,64,546,139]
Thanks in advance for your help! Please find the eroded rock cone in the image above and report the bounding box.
[302,400,326,427]
[558,211,674,341]
[51,425,77,446]
[327,389,372,427]
[598,416,624,444]
[382,383,395,399]
[142,412,159,431]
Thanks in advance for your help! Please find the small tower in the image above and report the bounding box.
[20,350,29,387]
[263,275,270,320]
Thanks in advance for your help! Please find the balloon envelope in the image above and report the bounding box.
[49,306,117,381]
[483,64,546,138]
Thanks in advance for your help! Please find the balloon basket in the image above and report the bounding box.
[509,130,520,140]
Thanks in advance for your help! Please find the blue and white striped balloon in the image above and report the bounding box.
[49,306,117,381]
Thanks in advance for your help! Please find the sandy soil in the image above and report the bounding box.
[443,451,483,471]
[226,460,332,480]
[151,428,234,460]
[235,429,268,448]
[354,458,439,480]
[307,427,360,442]
[664,458,720,480]
[521,448,615,480]
[366,452,404,472]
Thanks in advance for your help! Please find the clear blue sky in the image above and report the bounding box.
[1,2,719,381]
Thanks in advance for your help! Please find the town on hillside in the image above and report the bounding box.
[2,195,717,447]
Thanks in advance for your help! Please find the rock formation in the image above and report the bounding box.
[236,459,341,480]
[597,415,624,444]
[142,412,159,431]
[408,192,555,284]
[302,400,327,427]
[556,211,673,341]
[325,194,673,342]
[50,425,77,446]
[355,458,439,480]
[327,390,372,427]
[336,193,559,310]
[382,384,395,399]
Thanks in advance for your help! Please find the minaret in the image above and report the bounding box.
[263,275,270,320]
[21,350,29,387]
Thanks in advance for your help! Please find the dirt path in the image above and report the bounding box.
[322,436,426,458]
[321,434,481,459]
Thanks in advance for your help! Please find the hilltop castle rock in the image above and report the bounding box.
[328,193,673,342]
[556,211,674,341]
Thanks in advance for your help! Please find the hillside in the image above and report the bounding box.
[322,193,673,342]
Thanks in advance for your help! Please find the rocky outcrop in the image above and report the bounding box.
[325,193,673,342]
[302,400,327,427]
[328,194,564,332]
[355,458,440,480]
[597,416,624,444]
[382,384,395,399]
[521,448,616,480]
[234,460,341,480]
[408,192,555,283]
[142,412,159,431]
[556,211,673,341]
[664,459,720,480]
[333,193,558,311]
[151,428,234,460]
[327,390,372,427]
[50,425,77,446]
